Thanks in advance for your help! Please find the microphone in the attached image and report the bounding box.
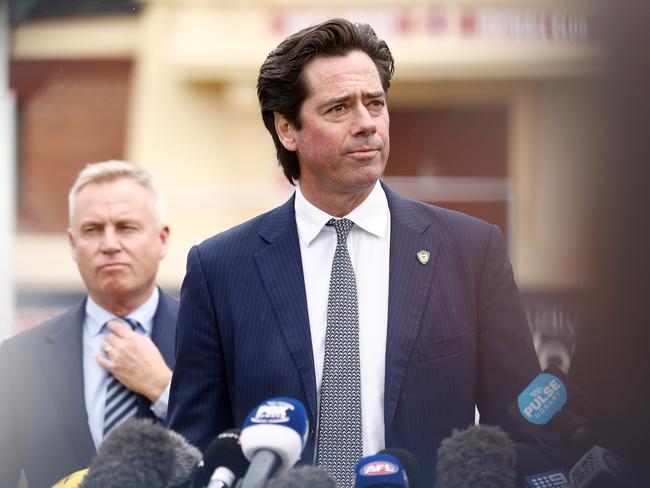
[514,443,571,487]
[522,469,571,488]
[569,445,636,488]
[267,466,336,488]
[354,454,409,488]
[79,419,201,488]
[239,397,309,488]
[192,428,249,488]
[435,424,517,488]
[377,448,420,488]
[509,365,594,448]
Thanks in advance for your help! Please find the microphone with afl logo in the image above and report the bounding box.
[239,397,309,488]
[377,448,420,488]
[354,454,409,488]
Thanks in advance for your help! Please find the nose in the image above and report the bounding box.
[100,227,120,254]
[350,103,377,136]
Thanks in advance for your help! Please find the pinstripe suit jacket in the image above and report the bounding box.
[167,183,539,485]
[0,290,178,488]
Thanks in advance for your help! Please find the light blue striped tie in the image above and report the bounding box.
[102,318,140,438]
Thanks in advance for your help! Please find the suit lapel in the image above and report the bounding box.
[151,289,177,369]
[254,195,317,424]
[41,301,96,465]
[383,184,440,429]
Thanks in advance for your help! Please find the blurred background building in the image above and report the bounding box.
[4,0,600,373]
[6,0,650,482]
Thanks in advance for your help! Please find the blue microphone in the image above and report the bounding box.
[516,369,568,426]
[509,365,594,448]
[239,397,309,488]
[354,454,409,488]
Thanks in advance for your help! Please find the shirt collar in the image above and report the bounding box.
[84,287,159,337]
[294,181,389,246]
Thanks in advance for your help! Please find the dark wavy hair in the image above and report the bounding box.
[257,18,395,184]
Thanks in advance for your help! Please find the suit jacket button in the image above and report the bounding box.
[309,428,315,440]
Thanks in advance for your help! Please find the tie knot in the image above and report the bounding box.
[121,318,140,331]
[326,218,354,243]
[103,318,140,332]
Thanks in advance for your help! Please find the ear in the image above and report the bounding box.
[274,112,298,152]
[67,228,78,263]
[158,225,170,260]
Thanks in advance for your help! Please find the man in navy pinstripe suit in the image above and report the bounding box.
[168,19,539,486]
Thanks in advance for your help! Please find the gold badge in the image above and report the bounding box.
[417,250,430,265]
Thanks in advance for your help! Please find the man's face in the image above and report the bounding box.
[276,50,390,212]
[68,178,169,311]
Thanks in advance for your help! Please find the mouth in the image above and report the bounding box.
[346,147,380,159]
[99,263,128,271]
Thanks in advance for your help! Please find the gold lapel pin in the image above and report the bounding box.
[417,250,430,265]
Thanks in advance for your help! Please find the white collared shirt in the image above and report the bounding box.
[295,181,390,456]
[83,287,165,448]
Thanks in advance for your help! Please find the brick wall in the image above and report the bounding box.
[11,60,132,232]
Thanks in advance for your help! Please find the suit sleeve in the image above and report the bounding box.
[475,225,541,430]
[0,340,22,488]
[166,245,233,451]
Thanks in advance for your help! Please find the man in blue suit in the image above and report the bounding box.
[168,19,539,486]
[0,161,178,488]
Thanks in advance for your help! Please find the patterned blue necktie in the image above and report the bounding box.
[316,218,363,488]
[102,318,140,438]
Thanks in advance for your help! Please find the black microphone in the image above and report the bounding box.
[435,424,517,488]
[514,443,571,488]
[192,429,249,488]
[266,466,336,488]
[79,418,202,488]
[239,397,309,488]
[569,445,637,487]
[377,448,420,488]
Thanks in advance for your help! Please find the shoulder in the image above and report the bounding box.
[193,195,295,260]
[156,289,180,320]
[386,185,496,241]
[0,301,85,353]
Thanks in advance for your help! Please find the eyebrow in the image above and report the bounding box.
[319,91,386,110]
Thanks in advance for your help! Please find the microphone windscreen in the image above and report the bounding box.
[193,428,249,488]
[378,448,420,488]
[435,424,516,488]
[240,397,309,470]
[354,454,409,488]
[267,466,336,488]
[79,419,201,488]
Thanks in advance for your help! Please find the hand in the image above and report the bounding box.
[97,320,172,402]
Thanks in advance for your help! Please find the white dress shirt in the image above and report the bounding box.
[83,287,168,448]
[295,181,391,456]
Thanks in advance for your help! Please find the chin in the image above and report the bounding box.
[101,280,133,295]
[350,167,383,187]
